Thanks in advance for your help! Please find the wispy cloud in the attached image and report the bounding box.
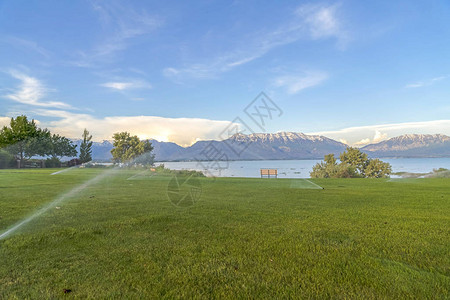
[164,3,347,80]
[31,109,236,147]
[273,71,328,94]
[100,80,152,91]
[309,120,450,147]
[296,3,347,44]
[3,36,51,58]
[72,1,163,67]
[405,76,446,88]
[4,71,72,109]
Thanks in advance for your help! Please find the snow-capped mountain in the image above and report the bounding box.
[361,134,450,157]
[74,133,450,161]
[230,132,332,143]
[152,132,347,161]
[73,132,347,161]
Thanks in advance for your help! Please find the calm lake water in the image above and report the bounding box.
[157,158,450,178]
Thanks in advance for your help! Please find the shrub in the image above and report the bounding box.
[153,164,205,177]
[45,157,62,168]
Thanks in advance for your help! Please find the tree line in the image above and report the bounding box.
[0,115,154,168]
[0,115,93,168]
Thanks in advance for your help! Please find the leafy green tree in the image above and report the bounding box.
[47,134,77,166]
[310,154,338,178]
[310,153,359,178]
[311,147,391,178]
[0,116,50,168]
[335,163,359,178]
[111,132,154,165]
[365,158,392,178]
[79,129,93,163]
[339,147,369,176]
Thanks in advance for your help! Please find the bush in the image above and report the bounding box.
[0,150,16,169]
[68,158,82,167]
[45,157,62,168]
[153,164,205,177]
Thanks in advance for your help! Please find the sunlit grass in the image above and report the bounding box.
[0,169,449,298]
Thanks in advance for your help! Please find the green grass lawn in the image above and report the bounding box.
[0,168,449,298]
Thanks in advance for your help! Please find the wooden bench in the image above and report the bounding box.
[260,168,278,178]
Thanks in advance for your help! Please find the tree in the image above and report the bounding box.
[365,158,392,178]
[339,147,369,177]
[310,154,339,178]
[111,132,154,165]
[310,147,391,178]
[48,134,77,163]
[0,116,50,168]
[79,129,93,163]
[310,153,359,178]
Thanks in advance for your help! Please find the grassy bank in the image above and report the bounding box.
[0,169,449,298]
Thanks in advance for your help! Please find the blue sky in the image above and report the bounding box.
[1,0,449,146]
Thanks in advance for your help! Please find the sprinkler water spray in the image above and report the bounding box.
[0,168,118,241]
[50,165,80,175]
[0,151,154,241]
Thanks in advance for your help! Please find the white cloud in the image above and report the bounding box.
[405,76,446,88]
[296,3,347,43]
[354,138,371,146]
[31,110,236,147]
[4,71,72,109]
[354,130,388,147]
[100,80,152,91]
[309,120,450,147]
[0,117,11,128]
[164,3,347,80]
[353,130,388,147]
[101,82,133,90]
[373,130,388,143]
[273,71,328,94]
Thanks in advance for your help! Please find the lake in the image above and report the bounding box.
[157,158,450,178]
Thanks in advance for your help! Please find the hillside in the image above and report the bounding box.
[361,134,450,157]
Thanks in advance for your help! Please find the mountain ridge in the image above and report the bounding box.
[361,133,450,157]
[71,132,450,161]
